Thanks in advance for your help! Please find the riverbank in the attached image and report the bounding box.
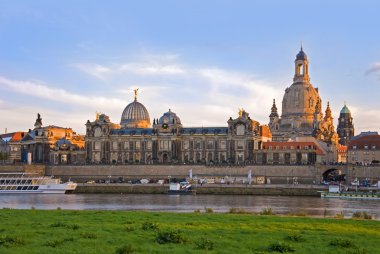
[0,209,379,254]
[75,183,327,196]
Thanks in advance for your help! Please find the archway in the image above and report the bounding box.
[322,168,346,184]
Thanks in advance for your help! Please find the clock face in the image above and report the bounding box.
[162,123,168,129]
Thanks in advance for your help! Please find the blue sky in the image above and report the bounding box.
[1,0,380,134]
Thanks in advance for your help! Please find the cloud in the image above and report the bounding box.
[0,76,125,110]
[365,62,380,76]
[73,53,186,79]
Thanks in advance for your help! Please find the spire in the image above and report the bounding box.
[269,99,279,118]
[324,101,332,120]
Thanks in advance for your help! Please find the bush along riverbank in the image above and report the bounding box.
[0,209,379,254]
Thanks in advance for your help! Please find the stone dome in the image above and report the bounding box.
[281,82,320,117]
[120,98,151,129]
[158,109,181,125]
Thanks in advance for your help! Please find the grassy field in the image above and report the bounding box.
[0,209,379,254]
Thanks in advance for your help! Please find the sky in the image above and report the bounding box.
[1,0,380,135]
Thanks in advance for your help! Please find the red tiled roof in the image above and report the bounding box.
[348,135,380,150]
[10,132,27,141]
[262,141,325,155]
[0,132,26,142]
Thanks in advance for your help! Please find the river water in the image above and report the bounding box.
[1,194,380,219]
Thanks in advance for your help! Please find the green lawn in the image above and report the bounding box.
[0,209,379,254]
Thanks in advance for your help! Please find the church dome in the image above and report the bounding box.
[120,96,151,129]
[158,109,181,125]
[281,82,320,116]
[340,104,351,114]
[296,47,307,60]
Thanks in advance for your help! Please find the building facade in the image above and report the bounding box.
[85,92,270,165]
[21,114,85,164]
[348,132,380,165]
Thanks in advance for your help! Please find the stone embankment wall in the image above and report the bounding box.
[75,183,326,196]
[46,165,318,184]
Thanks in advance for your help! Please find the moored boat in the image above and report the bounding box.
[320,185,380,200]
[0,173,77,194]
[168,182,196,195]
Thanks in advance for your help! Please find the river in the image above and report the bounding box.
[1,194,380,219]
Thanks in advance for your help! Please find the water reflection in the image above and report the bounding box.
[1,194,379,219]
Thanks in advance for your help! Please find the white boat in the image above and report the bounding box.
[320,185,380,200]
[0,173,77,194]
[168,182,196,195]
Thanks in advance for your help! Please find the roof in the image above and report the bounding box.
[348,134,380,149]
[110,127,228,135]
[0,132,26,142]
[296,47,307,61]
[351,132,379,140]
[340,104,351,114]
[111,128,154,135]
[181,127,228,135]
[262,141,325,155]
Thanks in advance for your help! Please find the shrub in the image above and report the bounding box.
[346,247,368,254]
[334,211,344,219]
[194,209,201,213]
[80,232,97,239]
[156,230,189,244]
[286,233,305,242]
[44,239,64,248]
[141,222,159,231]
[329,238,356,248]
[229,207,250,214]
[115,244,136,254]
[352,211,372,220]
[50,221,67,228]
[0,235,25,247]
[260,207,275,215]
[68,224,80,230]
[124,226,135,232]
[205,207,214,213]
[195,237,214,250]
[268,241,295,253]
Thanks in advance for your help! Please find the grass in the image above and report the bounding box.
[0,209,379,253]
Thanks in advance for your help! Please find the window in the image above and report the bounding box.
[183,141,189,150]
[364,145,369,149]
[94,142,100,150]
[275,146,279,150]
[135,141,140,150]
[207,140,214,149]
[112,142,118,150]
[372,145,376,149]
[220,140,226,149]
[290,146,294,150]
[146,141,152,150]
[269,146,272,150]
[283,146,287,150]
[353,145,357,149]
[124,142,129,150]
[237,140,244,150]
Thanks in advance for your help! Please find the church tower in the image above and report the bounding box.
[337,103,354,145]
[269,46,321,141]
